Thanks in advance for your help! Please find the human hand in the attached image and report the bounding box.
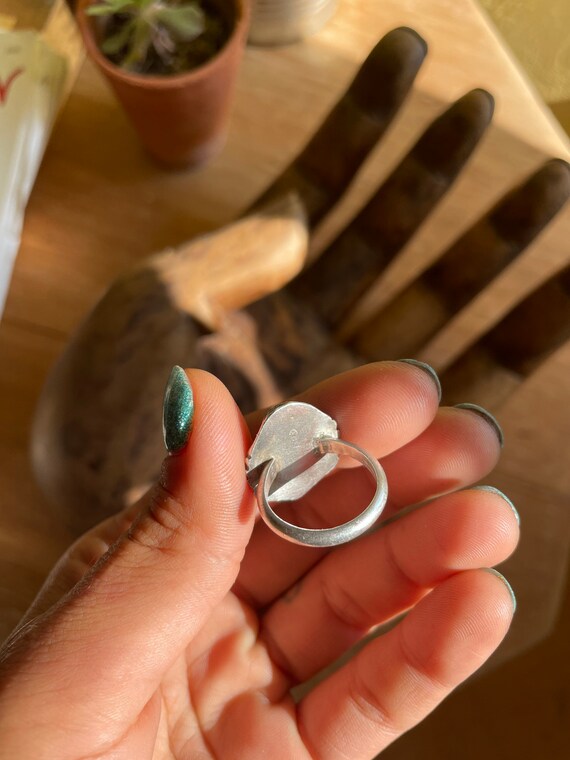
[2,363,519,759]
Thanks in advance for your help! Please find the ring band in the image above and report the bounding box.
[246,401,389,548]
[256,438,388,547]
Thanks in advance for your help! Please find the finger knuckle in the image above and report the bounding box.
[126,484,187,559]
[397,625,450,693]
[321,576,373,632]
[348,660,401,737]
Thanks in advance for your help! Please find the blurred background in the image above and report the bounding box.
[481,0,570,135]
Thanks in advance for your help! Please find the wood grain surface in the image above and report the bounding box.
[0,1,569,757]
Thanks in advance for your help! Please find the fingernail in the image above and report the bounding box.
[454,403,504,447]
[482,568,517,613]
[162,366,194,453]
[471,485,520,526]
[397,359,442,402]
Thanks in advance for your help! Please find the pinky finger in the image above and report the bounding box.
[297,569,515,760]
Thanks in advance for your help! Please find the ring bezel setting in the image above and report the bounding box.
[246,401,388,547]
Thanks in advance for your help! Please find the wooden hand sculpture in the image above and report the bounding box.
[32,28,569,660]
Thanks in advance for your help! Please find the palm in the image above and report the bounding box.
[155,593,298,758]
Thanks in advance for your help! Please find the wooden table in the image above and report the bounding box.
[1,1,569,756]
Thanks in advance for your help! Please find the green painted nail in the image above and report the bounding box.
[397,359,442,402]
[482,568,517,613]
[162,366,194,453]
[454,403,504,447]
[472,485,520,526]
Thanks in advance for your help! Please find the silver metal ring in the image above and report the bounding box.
[245,401,388,547]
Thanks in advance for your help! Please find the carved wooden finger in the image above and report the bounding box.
[440,264,570,408]
[354,159,570,360]
[31,198,309,534]
[153,193,308,330]
[250,27,427,227]
[291,89,494,325]
[243,89,494,392]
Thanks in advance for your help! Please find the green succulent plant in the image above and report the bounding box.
[87,0,211,74]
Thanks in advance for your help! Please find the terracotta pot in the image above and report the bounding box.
[76,0,249,168]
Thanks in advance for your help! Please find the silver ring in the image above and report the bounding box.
[245,401,388,547]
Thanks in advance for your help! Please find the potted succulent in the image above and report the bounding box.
[76,0,249,168]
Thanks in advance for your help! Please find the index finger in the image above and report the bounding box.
[245,359,441,452]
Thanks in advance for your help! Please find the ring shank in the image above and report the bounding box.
[256,437,388,547]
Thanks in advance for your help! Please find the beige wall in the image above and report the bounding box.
[481,0,570,132]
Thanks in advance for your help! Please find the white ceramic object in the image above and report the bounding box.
[248,0,338,46]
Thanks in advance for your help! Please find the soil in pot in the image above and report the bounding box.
[99,1,236,76]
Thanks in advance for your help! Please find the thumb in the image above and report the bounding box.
[1,369,255,734]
